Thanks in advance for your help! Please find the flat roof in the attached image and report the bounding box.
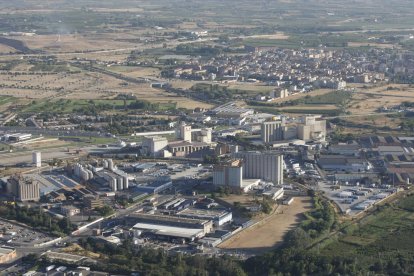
[178,208,230,218]
[0,246,15,256]
[133,223,203,239]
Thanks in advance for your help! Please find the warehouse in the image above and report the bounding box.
[0,246,16,264]
[127,213,213,234]
[177,208,233,226]
[262,187,284,201]
[132,223,205,242]
[134,179,173,194]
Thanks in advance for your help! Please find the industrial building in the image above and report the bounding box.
[208,102,254,118]
[60,205,81,217]
[262,187,284,200]
[213,159,262,192]
[142,136,168,157]
[32,151,41,168]
[7,175,40,202]
[168,141,211,157]
[129,213,213,241]
[83,195,104,209]
[318,155,371,172]
[0,246,16,264]
[6,133,32,142]
[72,160,129,192]
[179,123,192,142]
[234,151,284,185]
[213,159,243,188]
[134,178,173,194]
[261,120,284,143]
[177,208,232,226]
[297,115,327,142]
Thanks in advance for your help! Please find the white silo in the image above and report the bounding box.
[123,176,129,189]
[117,176,124,190]
[32,151,41,168]
[108,159,114,171]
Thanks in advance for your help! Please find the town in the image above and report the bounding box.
[1,0,414,275]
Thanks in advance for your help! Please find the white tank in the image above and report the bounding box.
[110,177,117,191]
[123,176,129,189]
[117,176,124,190]
[108,159,114,171]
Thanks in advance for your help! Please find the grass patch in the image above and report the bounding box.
[319,194,414,267]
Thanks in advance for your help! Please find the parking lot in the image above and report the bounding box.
[0,219,52,246]
[317,181,396,215]
[285,157,322,181]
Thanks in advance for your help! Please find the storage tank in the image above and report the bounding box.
[117,176,124,190]
[108,159,114,171]
[80,168,89,181]
[110,177,117,192]
[123,176,129,189]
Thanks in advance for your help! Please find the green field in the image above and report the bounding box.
[319,194,414,269]
[21,99,177,114]
[0,95,16,106]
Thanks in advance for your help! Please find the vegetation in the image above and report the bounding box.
[0,204,75,236]
[76,237,247,276]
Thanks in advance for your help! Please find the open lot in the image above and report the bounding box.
[0,219,52,246]
[348,84,414,114]
[218,196,313,253]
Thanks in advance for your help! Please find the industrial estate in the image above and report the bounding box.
[0,0,414,275]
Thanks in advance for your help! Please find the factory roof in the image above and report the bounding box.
[133,223,203,239]
[0,246,15,256]
[178,208,230,219]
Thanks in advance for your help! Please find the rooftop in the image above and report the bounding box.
[133,222,203,239]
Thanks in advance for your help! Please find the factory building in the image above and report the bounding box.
[297,115,327,142]
[262,187,284,201]
[97,170,129,192]
[7,175,40,202]
[177,208,233,227]
[6,133,32,142]
[261,120,284,143]
[213,159,243,188]
[0,246,16,264]
[142,136,168,157]
[32,151,41,168]
[129,213,213,241]
[193,128,212,143]
[134,178,173,194]
[234,151,284,185]
[83,195,104,209]
[73,164,94,182]
[179,123,192,142]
